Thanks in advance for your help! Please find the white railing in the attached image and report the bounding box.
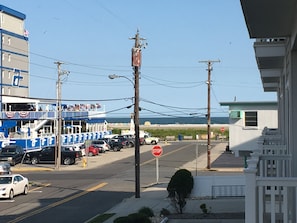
[257,178,297,223]
[245,129,296,223]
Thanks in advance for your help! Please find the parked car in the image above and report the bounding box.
[79,144,86,156]
[63,145,83,158]
[0,174,29,199]
[102,138,123,151]
[112,136,129,148]
[90,140,110,152]
[143,134,159,145]
[86,145,100,156]
[25,146,79,165]
[115,135,135,147]
[139,137,145,145]
[0,145,25,166]
[66,143,86,156]
[0,162,11,175]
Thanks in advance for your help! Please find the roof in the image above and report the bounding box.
[0,5,26,20]
[240,0,296,38]
[2,96,40,104]
[220,101,278,106]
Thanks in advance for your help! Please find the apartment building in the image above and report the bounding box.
[240,0,297,222]
[0,5,29,110]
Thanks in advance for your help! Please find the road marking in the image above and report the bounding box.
[29,183,51,192]
[0,200,14,203]
[7,182,108,223]
[141,143,194,166]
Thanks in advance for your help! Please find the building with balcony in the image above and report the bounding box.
[220,101,278,157]
[0,5,108,149]
[240,0,297,222]
[0,5,29,103]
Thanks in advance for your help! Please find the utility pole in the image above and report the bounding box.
[130,30,146,198]
[54,61,69,170]
[199,60,220,169]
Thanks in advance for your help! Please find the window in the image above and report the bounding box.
[8,54,11,62]
[245,111,258,127]
[8,37,11,45]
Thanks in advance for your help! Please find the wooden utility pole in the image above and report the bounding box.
[130,30,146,198]
[199,60,220,169]
[54,61,69,170]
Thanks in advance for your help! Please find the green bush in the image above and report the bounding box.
[127,213,151,223]
[109,127,229,140]
[113,216,130,223]
[113,208,152,223]
[142,128,229,140]
[167,169,194,214]
[138,206,154,217]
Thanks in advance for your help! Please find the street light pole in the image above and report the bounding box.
[108,30,146,198]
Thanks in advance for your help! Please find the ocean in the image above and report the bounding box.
[105,116,229,125]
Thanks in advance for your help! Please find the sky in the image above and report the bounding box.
[1,0,277,118]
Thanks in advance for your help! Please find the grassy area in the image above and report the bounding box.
[87,213,115,223]
[112,127,229,140]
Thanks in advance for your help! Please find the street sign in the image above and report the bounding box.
[151,145,163,157]
[220,127,225,133]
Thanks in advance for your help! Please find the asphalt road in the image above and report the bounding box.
[0,141,210,223]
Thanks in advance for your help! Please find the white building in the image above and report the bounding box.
[220,101,278,157]
[240,0,297,222]
[0,5,29,106]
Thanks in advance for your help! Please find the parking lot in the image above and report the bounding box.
[11,143,159,173]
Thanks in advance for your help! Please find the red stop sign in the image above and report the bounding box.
[152,145,163,157]
[220,127,225,133]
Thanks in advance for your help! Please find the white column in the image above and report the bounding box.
[244,158,259,223]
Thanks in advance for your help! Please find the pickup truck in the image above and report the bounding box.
[143,134,159,145]
[0,145,25,166]
[25,146,80,165]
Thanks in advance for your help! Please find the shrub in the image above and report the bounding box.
[113,216,130,223]
[127,213,151,223]
[167,169,194,214]
[138,206,154,217]
[113,208,152,223]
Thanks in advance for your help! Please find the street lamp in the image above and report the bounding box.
[108,73,141,198]
[108,74,134,86]
[109,30,145,198]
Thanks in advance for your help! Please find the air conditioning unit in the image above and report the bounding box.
[230,110,243,119]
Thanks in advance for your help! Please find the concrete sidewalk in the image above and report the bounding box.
[99,142,245,223]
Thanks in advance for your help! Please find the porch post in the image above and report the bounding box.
[245,158,258,223]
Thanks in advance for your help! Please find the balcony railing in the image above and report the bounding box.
[245,128,296,223]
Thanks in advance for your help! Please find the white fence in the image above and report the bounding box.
[245,129,297,223]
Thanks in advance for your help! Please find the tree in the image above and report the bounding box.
[167,169,194,213]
